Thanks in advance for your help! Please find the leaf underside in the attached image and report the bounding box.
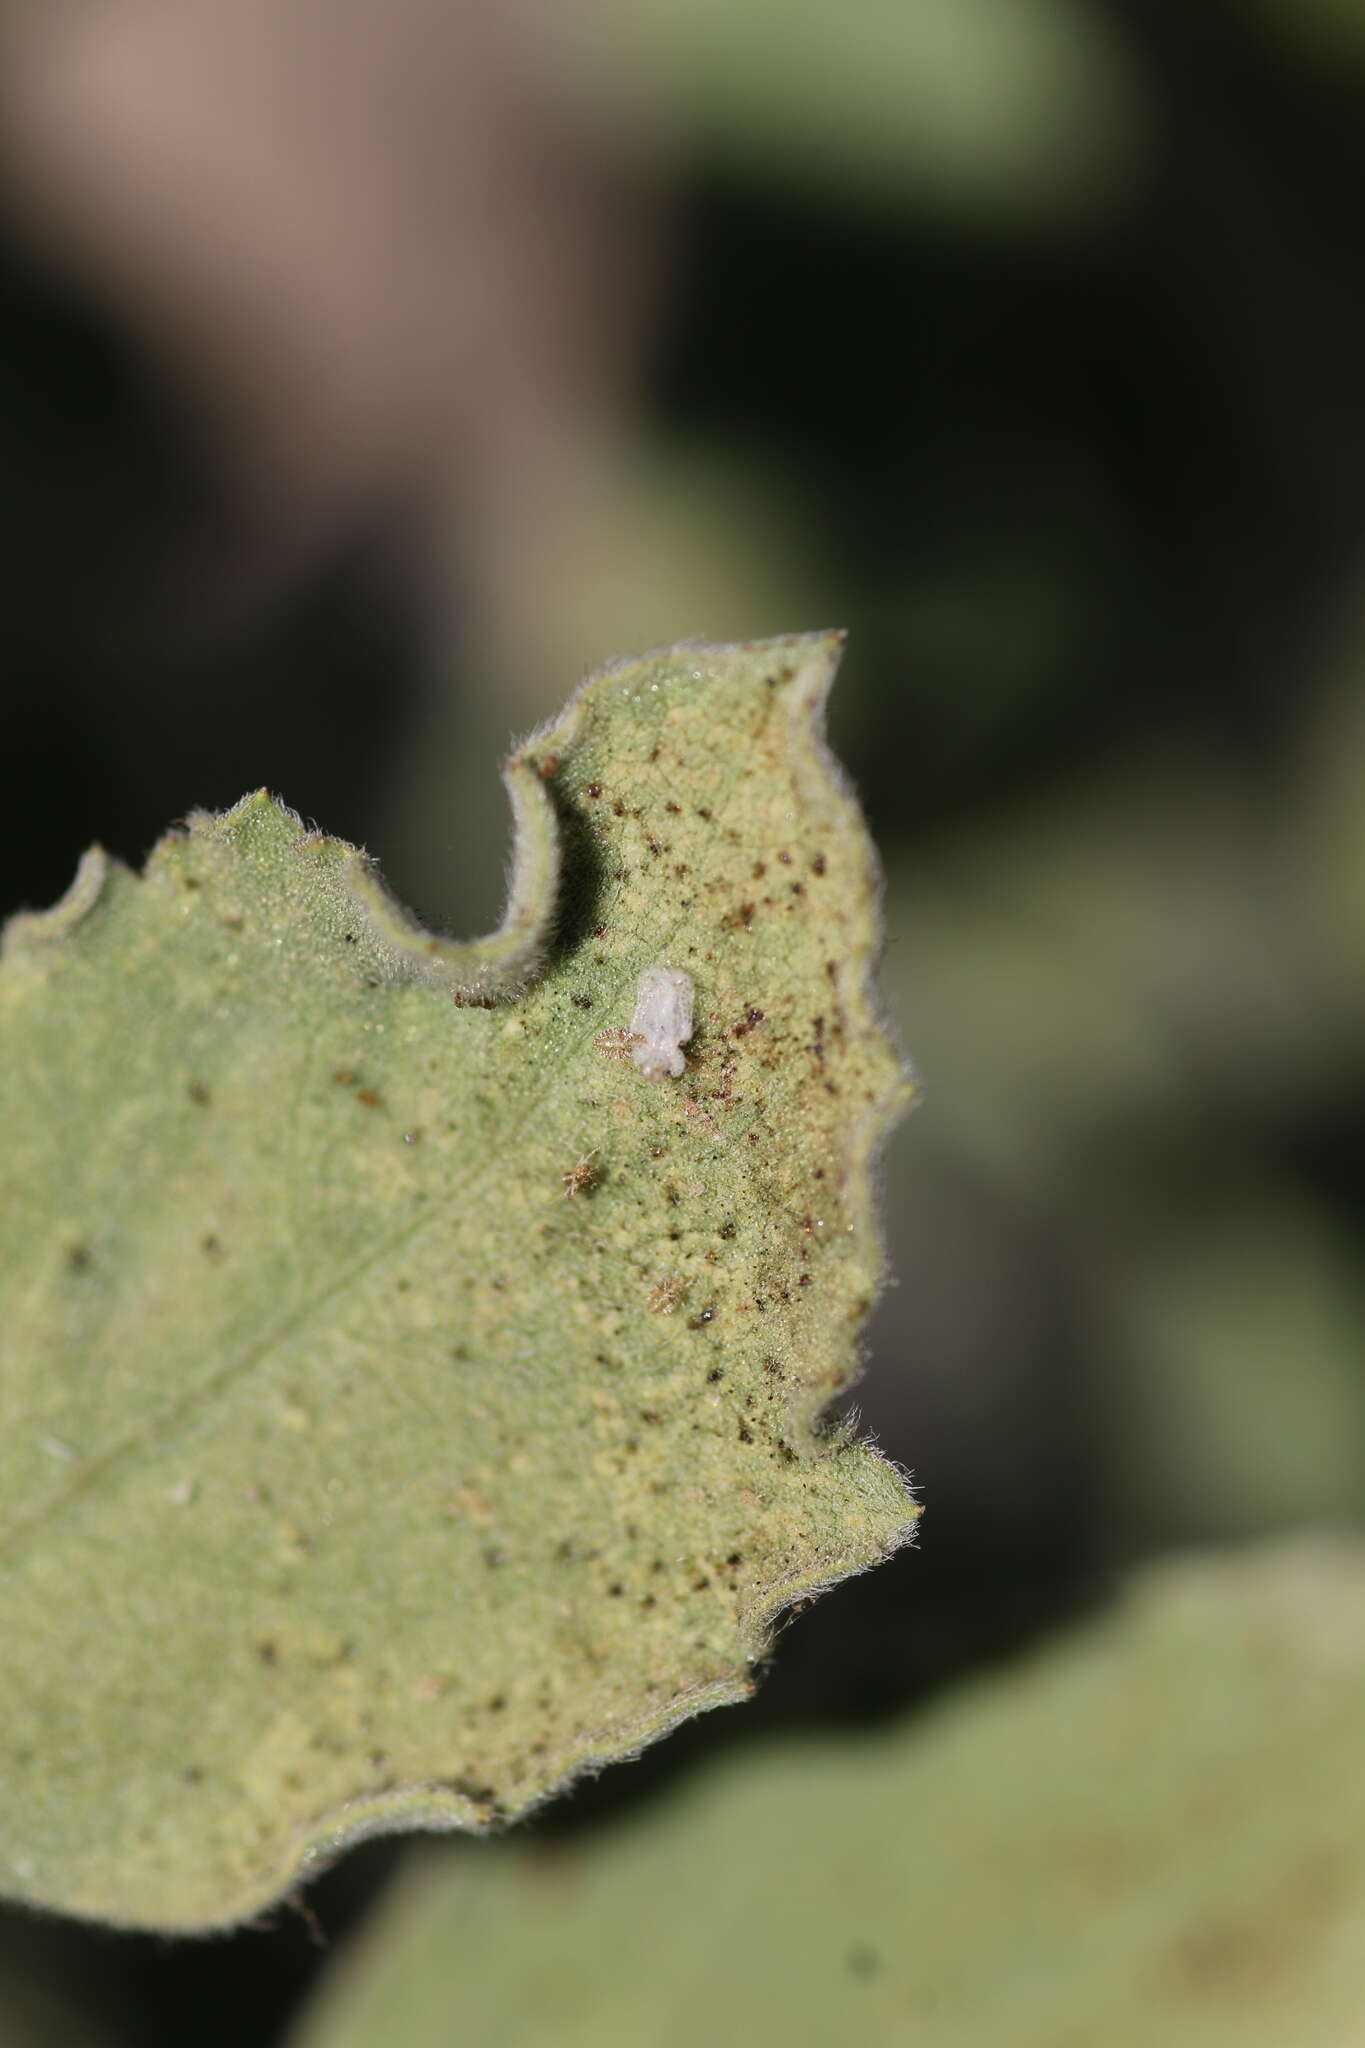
[0,632,915,1929]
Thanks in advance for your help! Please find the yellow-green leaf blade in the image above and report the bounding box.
[0,632,915,1929]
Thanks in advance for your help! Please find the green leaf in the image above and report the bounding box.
[611,0,1150,224]
[288,1540,1365,2048]
[0,632,915,1930]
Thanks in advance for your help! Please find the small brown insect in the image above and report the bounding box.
[593,1028,637,1065]
[646,1276,685,1315]
[561,1149,601,1198]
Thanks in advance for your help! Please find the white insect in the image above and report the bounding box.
[630,966,694,1081]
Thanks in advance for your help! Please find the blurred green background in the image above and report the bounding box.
[2,0,1365,2038]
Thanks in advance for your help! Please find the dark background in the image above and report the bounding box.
[3,1,1365,2038]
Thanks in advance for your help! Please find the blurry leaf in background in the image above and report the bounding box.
[861,743,1365,1562]
[0,638,913,1929]
[288,1541,1365,2048]
[1106,1188,1365,1539]
[612,0,1153,222]
[882,757,1318,1205]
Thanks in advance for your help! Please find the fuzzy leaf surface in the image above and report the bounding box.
[0,633,914,1928]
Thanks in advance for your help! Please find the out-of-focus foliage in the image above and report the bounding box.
[289,1541,1365,2048]
[611,0,1152,220]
